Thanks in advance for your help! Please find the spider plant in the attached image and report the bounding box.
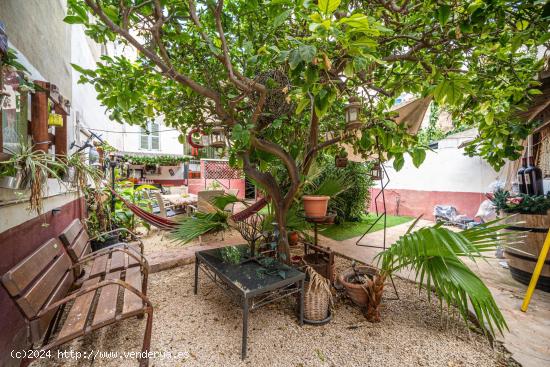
[63,152,102,192]
[374,218,521,337]
[0,141,66,214]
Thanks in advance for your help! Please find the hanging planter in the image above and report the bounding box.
[48,112,63,127]
[335,149,348,168]
[303,195,330,218]
[0,169,27,189]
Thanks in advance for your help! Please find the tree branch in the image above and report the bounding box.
[84,0,233,125]
[251,136,300,210]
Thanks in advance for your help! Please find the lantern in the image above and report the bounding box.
[209,125,226,148]
[344,96,362,130]
[370,162,382,180]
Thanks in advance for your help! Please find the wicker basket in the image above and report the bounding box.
[338,265,380,307]
[304,281,330,321]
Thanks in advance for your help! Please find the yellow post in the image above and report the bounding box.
[521,228,550,312]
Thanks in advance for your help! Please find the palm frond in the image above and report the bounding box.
[171,211,230,244]
[210,193,243,211]
[377,222,509,336]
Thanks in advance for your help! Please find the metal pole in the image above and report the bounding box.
[110,159,116,214]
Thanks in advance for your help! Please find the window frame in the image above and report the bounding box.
[139,122,160,151]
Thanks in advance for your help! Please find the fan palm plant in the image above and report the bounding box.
[371,219,520,336]
[171,193,239,244]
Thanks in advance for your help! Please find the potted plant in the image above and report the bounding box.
[0,142,66,213]
[335,149,348,168]
[338,219,511,336]
[0,158,25,189]
[302,195,330,218]
[63,152,102,191]
[488,189,550,286]
[288,231,299,246]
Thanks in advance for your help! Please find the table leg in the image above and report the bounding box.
[299,280,304,326]
[194,257,199,295]
[242,297,249,360]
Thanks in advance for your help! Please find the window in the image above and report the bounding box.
[1,69,28,153]
[139,122,160,150]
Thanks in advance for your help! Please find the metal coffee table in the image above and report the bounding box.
[194,245,305,359]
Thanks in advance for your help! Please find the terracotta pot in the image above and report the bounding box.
[338,265,380,307]
[302,195,330,218]
[288,231,299,246]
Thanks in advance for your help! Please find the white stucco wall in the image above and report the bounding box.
[382,133,503,193]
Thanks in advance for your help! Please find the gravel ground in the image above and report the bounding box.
[34,256,516,367]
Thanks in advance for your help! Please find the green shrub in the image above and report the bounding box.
[316,161,374,222]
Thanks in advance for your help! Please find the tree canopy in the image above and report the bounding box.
[66,0,549,257]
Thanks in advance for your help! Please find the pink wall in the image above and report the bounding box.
[368,188,486,221]
[149,178,246,199]
[187,179,246,199]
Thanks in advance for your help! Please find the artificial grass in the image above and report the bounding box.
[319,214,413,241]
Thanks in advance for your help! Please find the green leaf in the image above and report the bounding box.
[298,45,317,64]
[393,154,405,171]
[70,63,96,77]
[437,5,451,26]
[411,149,426,168]
[433,78,464,106]
[343,62,354,77]
[70,1,89,22]
[272,9,291,28]
[318,0,341,15]
[516,20,529,30]
[295,98,310,115]
[63,15,85,24]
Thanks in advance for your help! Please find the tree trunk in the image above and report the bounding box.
[275,206,291,264]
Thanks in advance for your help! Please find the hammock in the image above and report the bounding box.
[109,187,268,231]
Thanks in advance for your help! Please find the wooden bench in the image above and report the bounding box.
[59,219,148,286]
[2,238,153,366]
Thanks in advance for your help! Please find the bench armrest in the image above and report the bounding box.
[75,247,150,277]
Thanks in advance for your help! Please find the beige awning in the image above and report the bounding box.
[345,97,432,162]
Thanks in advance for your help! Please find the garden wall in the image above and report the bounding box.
[368,188,485,220]
[370,129,502,220]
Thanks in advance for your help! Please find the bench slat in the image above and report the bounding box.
[92,271,121,328]
[16,253,72,318]
[128,252,140,267]
[89,255,109,278]
[123,267,144,315]
[59,219,83,248]
[68,230,89,262]
[2,239,62,296]
[109,251,126,271]
[57,277,99,341]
